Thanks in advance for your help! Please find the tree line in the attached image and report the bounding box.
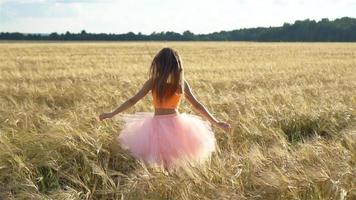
[1,17,356,41]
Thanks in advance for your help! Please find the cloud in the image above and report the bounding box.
[0,0,79,19]
[54,0,115,3]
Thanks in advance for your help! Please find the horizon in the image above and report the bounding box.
[1,16,354,35]
[1,0,356,34]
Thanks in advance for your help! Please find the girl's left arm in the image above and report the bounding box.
[98,79,153,121]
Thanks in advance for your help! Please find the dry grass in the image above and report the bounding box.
[0,42,355,200]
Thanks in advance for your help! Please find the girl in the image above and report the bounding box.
[99,48,231,170]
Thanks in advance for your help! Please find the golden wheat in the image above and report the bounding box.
[0,42,355,199]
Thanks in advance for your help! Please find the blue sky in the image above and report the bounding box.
[0,0,356,34]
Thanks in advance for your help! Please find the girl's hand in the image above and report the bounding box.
[216,121,231,132]
[98,112,114,121]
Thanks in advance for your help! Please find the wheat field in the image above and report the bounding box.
[0,42,355,200]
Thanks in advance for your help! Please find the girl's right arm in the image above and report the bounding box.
[184,80,231,132]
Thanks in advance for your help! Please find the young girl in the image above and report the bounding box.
[99,48,231,170]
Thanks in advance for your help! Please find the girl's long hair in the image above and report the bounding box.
[150,48,184,102]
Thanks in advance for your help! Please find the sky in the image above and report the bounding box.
[0,0,356,34]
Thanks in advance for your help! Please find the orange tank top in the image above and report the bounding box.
[152,84,182,109]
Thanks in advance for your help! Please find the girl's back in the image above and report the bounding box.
[152,83,182,110]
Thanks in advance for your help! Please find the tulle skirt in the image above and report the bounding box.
[117,112,216,169]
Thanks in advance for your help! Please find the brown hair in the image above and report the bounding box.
[150,48,184,102]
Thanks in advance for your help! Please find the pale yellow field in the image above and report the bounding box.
[0,42,355,200]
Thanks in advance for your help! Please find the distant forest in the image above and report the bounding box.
[1,17,356,42]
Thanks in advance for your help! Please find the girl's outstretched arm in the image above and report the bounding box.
[184,80,231,132]
[98,79,153,121]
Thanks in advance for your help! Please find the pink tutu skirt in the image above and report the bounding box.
[117,112,216,169]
